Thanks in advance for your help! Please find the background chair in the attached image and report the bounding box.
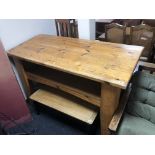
[55,19,78,38]
[95,19,114,41]
[118,19,142,27]
[109,61,155,135]
[142,19,155,27]
[105,23,126,44]
[142,20,155,62]
[130,24,154,62]
[96,19,142,41]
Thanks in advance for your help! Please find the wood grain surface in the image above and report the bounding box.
[30,89,98,124]
[8,34,143,89]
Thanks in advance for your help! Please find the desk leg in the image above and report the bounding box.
[13,58,31,98]
[100,83,121,135]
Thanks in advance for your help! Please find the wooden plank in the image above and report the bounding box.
[13,58,31,97]
[27,72,100,107]
[100,83,121,134]
[8,34,143,89]
[109,86,131,132]
[23,61,101,96]
[30,89,98,124]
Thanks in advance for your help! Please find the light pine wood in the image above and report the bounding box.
[7,35,143,134]
[13,58,31,97]
[27,72,100,107]
[100,83,121,134]
[30,89,98,124]
[109,86,131,132]
[8,34,143,89]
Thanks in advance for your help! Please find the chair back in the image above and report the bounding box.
[142,20,155,27]
[142,20,155,41]
[105,23,126,44]
[113,19,142,27]
[130,24,154,58]
[55,19,78,38]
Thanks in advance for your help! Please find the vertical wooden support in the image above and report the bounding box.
[13,58,31,98]
[100,83,121,135]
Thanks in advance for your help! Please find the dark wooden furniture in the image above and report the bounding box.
[117,19,142,27]
[142,20,155,41]
[0,41,31,129]
[7,34,143,134]
[95,19,114,40]
[96,19,142,41]
[142,20,155,62]
[142,20,155,27]
[105,23,126,44]
[109,61,155,134]
[55,19,78,38]
[129,24,154,62]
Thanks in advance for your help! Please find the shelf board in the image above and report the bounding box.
[30,89,98,124]
[27,71,101,107]
[23,62,101,95]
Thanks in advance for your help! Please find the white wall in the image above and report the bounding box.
[0,19,57,51]
[0,19,95,98]
[89,20,95,40]
[0,19,57,98]
[78,19,95,40]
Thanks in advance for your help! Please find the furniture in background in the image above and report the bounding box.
[116,19,142,27]
[142,20,155,62]
[96,19,142,41]
[8,34,143,134]
[142,19,155,27]
[55,19,78,38]
[121,20,142,44]
[142,20,155,43]
[105,23,126,44]
[129,24,154,62]
[0,40,31,129]
[95,19,114,41]
[109,61,155,134]
[96,20,155,62]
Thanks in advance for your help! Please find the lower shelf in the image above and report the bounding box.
[30,89,98,124]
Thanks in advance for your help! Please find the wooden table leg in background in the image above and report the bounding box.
[13,57,31,98]
[100,83,121,135]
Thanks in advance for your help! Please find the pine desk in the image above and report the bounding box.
[8,34,143,134]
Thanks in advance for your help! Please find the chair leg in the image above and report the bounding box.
[150,71,154,74]
[138,65,143,71]
[151,47,155,63]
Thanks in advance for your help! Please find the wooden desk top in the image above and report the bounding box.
[8,34,143,89]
